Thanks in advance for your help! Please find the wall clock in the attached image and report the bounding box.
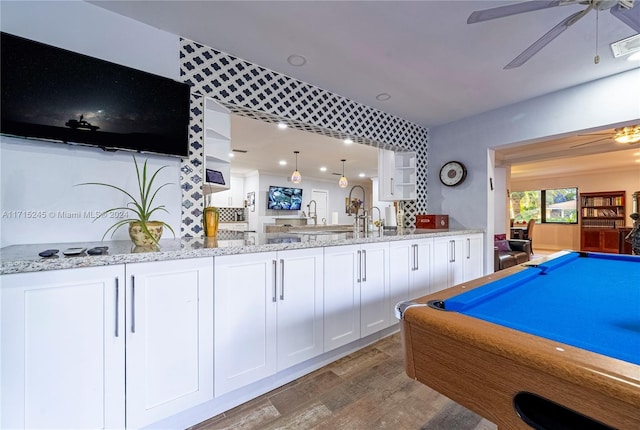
[439,161,467,187]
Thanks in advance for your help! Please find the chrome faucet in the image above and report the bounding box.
[347,185,366,234]
[307,200,318,225]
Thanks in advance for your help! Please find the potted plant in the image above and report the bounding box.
[78,155,175,246]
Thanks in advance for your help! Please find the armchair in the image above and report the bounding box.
[494,239,531,271]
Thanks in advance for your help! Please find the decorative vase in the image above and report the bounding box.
[203,207,220,237]
[129,221,164,247]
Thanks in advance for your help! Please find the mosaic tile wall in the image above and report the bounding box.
[179,38,428,235]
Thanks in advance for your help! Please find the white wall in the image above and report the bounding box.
[0,1,181,246]
[429,69,640,270]
[253,172,371,233]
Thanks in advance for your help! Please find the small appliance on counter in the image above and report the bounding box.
[416,214,449,229]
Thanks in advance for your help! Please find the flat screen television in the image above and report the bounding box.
[268,186,303,210]
[0,32,191,158]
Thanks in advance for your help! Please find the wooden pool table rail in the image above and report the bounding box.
[399,264,640,429]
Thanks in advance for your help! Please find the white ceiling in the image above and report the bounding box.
[90,0,640,178]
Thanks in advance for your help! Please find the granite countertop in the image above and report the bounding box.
[0,228,484,275]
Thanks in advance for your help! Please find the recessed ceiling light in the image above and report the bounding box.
[376,93,391,101]
[279,160,287,166]
[229,153,234,158]
[628,51,640,62]
[359,173,366,178]
[287,54,307,67]
[344,138,353,144]
[277,122,288,129]
[320,166,327,172]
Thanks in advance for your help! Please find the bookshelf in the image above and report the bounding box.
[580,191,626,253]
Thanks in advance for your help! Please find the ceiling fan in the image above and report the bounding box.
[467,0,640,69]
[570,125,640,147]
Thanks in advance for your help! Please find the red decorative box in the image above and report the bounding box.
[416,214,449,229]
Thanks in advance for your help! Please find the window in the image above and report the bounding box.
[510,188,577,224]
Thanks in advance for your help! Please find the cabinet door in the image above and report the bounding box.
[432,236,465,293]
[214,252,277,396]
[1,266,125,430]
[125,258,214,428]
[463,233,484,281]
[378,149,396,201]
[410,238,433,299]
[360,242,389,337]
[388,241,411,323]
[276,248,324,370]
[323,244,361,351]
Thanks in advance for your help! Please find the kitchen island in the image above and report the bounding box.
[0,228,481,275]
[1,228,484,429]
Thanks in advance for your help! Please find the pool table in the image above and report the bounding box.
[396,251,640,430]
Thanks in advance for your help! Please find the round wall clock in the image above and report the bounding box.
[439,161,467,187]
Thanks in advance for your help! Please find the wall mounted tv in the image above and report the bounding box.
[268,186,303,210]
[0,32,191,158]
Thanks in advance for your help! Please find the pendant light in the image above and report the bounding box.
[291,151,302,184]
[339,159,348,188]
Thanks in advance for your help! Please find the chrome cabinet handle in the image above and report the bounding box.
[272,260,277,302]
[279,259,285,300]
[115,277,120,337]
[390,178,394,195]
[449,240,454,263]
[357,250,362,283]
[130,275,136,334]
[362,250,367,282]
[467,238,471,259]
[414,244,419,271]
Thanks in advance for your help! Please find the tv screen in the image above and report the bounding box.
[0,32,191,158]
[268,186,303,210]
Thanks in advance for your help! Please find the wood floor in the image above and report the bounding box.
[190,333,497,430]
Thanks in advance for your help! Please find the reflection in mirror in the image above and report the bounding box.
[229,114,379,182]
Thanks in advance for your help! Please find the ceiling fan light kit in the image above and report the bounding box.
[614,125,640,144]
[468,0,640,68]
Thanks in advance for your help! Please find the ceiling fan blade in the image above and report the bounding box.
[468,1,563,24]
[570,137,611,148]
[504,8,590,69]
[611,2,640,32]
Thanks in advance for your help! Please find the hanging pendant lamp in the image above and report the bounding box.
[291,151,302,183]
[338,159,348,188]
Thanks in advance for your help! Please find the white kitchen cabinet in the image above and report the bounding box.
[463,233,485,281]
[275,248,324,370]
[378,149,417,201]
[214,248,323,396]
[125,258,214,429]
[389,237,433,321]
[359,242,389,337]
[433,234,484,293]
[433,235,465,293]
[208,175,245,208]
[323,244,361,351]
[323,242,388,350]
[219,222,248,232]
[1,265,126,429]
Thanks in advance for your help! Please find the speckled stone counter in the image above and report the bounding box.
[0,228,484,275]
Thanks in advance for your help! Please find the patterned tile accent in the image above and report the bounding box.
[180,93,205,237]
[179,38,429,234]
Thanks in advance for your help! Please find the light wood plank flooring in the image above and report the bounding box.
[190,333,497,430]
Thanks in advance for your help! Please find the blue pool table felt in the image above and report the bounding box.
[445,252,640,365]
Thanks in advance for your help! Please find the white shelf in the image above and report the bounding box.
[379,149,416,201]
[204,98,231,193]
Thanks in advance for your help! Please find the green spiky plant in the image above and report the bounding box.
[77,155,176,245]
